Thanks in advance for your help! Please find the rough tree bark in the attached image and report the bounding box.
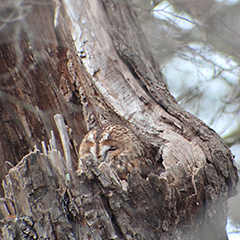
[0,0,238,239]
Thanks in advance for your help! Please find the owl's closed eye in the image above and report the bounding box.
[98,140,123,162]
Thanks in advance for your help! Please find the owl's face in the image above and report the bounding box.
[98,139,124,163]
[97,125,129,162]
[79,125,145,161]
[78,125,150,180]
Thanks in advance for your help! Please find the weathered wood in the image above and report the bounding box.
[0,135,233,239]
[54,114,73,173]
[63,1,238,238]
[0,0,86,195]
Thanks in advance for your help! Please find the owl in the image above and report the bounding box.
[77,128,99,172]
[78,125,153,180]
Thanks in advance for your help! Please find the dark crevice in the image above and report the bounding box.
[102,1,160,107]
[100,193,125,239]
[118,51,161,106]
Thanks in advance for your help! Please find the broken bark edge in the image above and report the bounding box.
[0,131,234,240]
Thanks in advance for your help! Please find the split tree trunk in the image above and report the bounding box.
[0,0,238,239]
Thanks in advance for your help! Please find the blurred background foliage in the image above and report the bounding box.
[130,0,240,237]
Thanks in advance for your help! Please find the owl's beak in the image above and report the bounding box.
[98,145,111,162]
[97,152,107,162]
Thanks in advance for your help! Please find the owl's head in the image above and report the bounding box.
[98,139,124,162]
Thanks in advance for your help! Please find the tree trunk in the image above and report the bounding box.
[0,0,238,239]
